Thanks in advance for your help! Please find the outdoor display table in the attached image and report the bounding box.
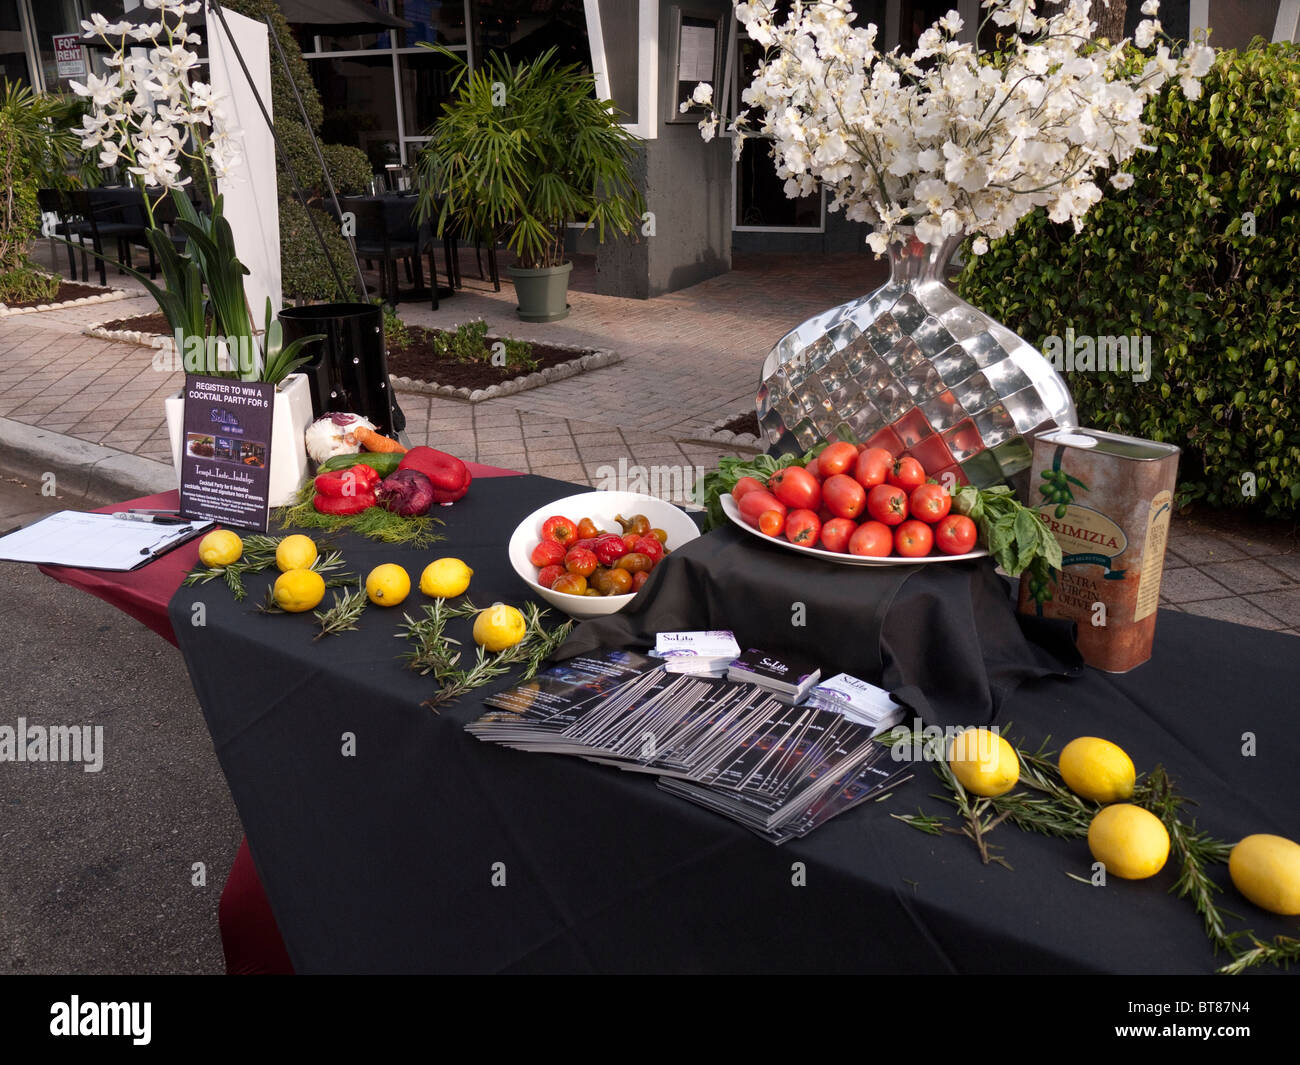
[38,475,1300,974]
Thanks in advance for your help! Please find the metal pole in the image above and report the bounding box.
[262,12,368,296]
[205,0,351,298]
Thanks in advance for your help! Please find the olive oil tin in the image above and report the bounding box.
[1017,427,1180,673]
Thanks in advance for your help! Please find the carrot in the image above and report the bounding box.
[355,426,407,454]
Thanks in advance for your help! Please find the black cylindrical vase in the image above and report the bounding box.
[278,303,404,436]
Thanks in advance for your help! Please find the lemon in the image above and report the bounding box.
[1228,834,1300,915]
[472,603,527,652]
[276,534,318,573]
[366,563,410,607]
[273,568,326,613]
[198,529,243,568]
[947,728,1020,797]
[1088,803,1170,879]
[420,557,473,598]
[1059,736,1136,803]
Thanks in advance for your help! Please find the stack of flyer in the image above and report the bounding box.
[651,630,742,676]
[804,673,907,737]
[467,648,910,844]
[726,648,821,704]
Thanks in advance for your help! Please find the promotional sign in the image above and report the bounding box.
[53,35,87,79]
[179,376,275,531]
[207,9,282,322]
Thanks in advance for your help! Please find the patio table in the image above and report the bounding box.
[35,476,1300,975]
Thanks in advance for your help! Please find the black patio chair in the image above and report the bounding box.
[66,187,156,286]
[36,188,88,280]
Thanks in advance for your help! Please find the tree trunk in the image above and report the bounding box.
[1092,0,1129,44]
[1043,1,1129,44]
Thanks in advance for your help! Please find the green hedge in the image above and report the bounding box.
[958,42,1300,517]
[221,0,374,301]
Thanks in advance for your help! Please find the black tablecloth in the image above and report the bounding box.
[168,476,1300,973]
[557,523,1083,726]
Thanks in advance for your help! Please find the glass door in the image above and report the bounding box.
[1,0,34,87]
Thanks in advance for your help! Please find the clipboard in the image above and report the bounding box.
[0,511,215,571]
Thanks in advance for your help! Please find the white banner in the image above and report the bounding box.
[207,8,282,328]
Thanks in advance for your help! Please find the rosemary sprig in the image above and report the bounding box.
[256,584,283,615]
[1135,765,1237,949]
[313,583,368,640]
[183,534,350,601]
[398,598,572,709]
[1217,934,1300,976]
[886,726,1297,975]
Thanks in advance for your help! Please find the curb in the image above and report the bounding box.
[0,417,175,504]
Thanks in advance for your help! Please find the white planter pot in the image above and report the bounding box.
[165,373,313,509]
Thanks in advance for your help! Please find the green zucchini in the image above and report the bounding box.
[316,451,405,477]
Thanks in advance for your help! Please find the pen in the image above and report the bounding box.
[114,512,191,525]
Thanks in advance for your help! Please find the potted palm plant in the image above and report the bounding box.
[416,46,644,322]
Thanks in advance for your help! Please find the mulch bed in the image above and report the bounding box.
[5,280,113,309]
[718,411,759,437]
[386,325,595,389]
[99,311,171,333]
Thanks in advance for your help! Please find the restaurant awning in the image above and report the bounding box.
[273,0,412,31]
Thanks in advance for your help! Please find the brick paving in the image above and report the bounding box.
[4,240,1297,635]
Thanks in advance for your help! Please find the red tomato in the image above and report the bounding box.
[818,441,859,478]
[784,508,821,547]
[866,484,909,525]
[887,456,926,492]
[564,546,598,576]
[935,514,978,555]
[805,454,821,480]
[819,517,857,553]
[910,482,952,524]
[541,515,578,545]
[536,563,565,589]
[822,473,867,520]
[894,519,934,558]
[758,510,784,537]
[631,570,649,591]
[731,476,766,503]
[853,447,893,490]
[738,489,788,528]
[633,534,664,562]
[848,521,893,557]
[530,539,566,567]
[769,466,822,511]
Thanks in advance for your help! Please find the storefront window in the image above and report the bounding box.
[396,0,467,46]
[472,0,590,67]
[1,0,32,86]
[310,53,402,170]
[32,0,88,90]
[399,47,459,135]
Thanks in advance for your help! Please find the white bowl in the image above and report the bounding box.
[508,491,702,619]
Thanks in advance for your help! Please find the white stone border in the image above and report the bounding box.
[392,348,621,403]
[83,323,167,348]
[0,286,132,318]
[680,411,763,451]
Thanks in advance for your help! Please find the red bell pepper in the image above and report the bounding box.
[314,465,379,499]
[313,490,376,515]
[397,446,471,504]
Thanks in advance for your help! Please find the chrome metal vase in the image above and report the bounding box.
[756,231,1076,488]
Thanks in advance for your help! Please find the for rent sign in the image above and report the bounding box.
[52,34,86,79]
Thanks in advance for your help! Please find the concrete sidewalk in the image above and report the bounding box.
[2,243,1297,635]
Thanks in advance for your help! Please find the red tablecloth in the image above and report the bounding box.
[38,462,522,646]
